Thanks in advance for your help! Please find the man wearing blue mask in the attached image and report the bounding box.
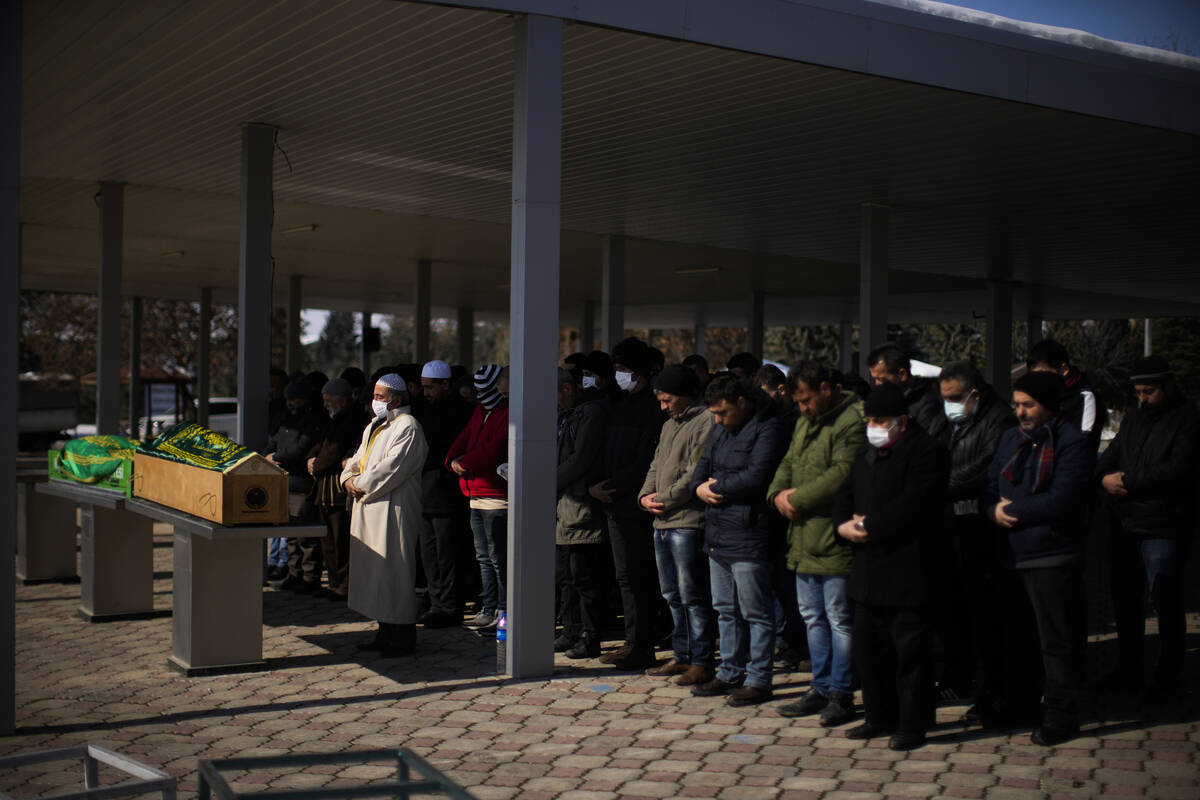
[934,361,1016,709]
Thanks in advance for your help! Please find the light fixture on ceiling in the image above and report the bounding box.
[159,250,186,259]
[279,223,318,235]
[674,265,722,275]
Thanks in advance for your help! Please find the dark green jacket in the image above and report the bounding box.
[767,393,865,575]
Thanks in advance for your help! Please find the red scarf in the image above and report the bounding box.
[1001,423,1055,494]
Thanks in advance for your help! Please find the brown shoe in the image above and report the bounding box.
[691,676,744,697]
[727,685,774,707]
[646,659,689,677]
[675,665,714,686]
[598,644,632,665]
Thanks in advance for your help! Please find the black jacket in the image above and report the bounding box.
[416,393,474,514]
[1096,392,1200,539]
[556,397,610,545]
[943,387,1017,514]
[601,386,666,518]
[906,378,949,444]
[982,418,1090,569]
[264,407,327,494]
[834,423,949,607]
[689,399,789,561]
[309,405,367,507]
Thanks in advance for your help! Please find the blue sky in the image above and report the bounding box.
[942,0,1200,51]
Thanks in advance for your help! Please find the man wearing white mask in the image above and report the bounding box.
[834,382,950,752]
[341,373,429,656]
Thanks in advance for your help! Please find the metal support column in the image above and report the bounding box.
[859,204,888,378]
[197,287,212,428]
[987,282,1014,402]
[580,300,595,354]
[97,182,124,434]
[507,13,561,678]
[747,290,765,359]
[693,318,707,358]
[1144,318,1152,357]
[237,123,275,451]
[360,311,371,374]
[415,259,432,363]
[1,0,22,737]
[457,307,474,368]
[129,297,142,437]
[840,320,854,375]
[285,275,302,375]
[600,235,624,351]
[1026,310,1043,351]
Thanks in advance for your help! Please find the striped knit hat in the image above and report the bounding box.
[474,364,504,410]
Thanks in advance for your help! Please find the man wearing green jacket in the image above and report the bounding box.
[767,363,866,726]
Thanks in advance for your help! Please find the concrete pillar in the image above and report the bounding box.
[96,182,124,434]
[747,290,765,360]
[580,300,595,353]
[507,13,561,679]
[987,282,1014,401]
[1,0,21,737]
[600,235,624,350]
[1026,311,1043,351]
[237,123,275,451]
[693,319,707,358]
[360,311,372,374]
[285,274,302,374]
[129,296,142,437]
[1144,318,1152,357]
[197,287,212,428]
[415,259,432,363]
[859,204,888,379]
[457,307,475,368]
[840,320,854,375]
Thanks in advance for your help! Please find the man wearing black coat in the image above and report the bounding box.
[935,361,1017,703]
[589,338,668,670]
[415,360,475,628]
[833,383,949,751]
[1096,355,1200,699]
[867,344,948,443]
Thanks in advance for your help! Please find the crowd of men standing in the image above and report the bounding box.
[257,334,1198,753]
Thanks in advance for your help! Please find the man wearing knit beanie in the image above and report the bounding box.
[979,369,1090,745]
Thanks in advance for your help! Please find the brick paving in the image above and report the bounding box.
[3,529,1199,799]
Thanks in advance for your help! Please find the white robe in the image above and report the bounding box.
[340,407,428,624]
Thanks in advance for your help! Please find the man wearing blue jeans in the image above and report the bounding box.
[767,362,865,726]
[639,365,717,686]
[688,375,789,706]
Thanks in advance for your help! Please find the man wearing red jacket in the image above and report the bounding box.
[446,365,509,631]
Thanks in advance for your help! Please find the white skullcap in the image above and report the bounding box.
[421,360,452,380]
[376,373,407,393]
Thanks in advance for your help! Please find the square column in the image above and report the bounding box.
[285,275,302,374]
[859,203,889,378]
[840,320,854,375]
[237,123,275,451]
[78,505,157,621]
[600,235,624,351]
[987,281,1014,401]
[580,300,595,354]
[16,480,78,583]
[360,311,372,374]
[747,290,765,359]
[457,307,474,368]
[97,182,124,434]
[507,13,562,678]
[197,287,212,428]
[415,259,432,363]
[129,296,142,437]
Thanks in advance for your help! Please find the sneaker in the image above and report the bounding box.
[819,691,856,727]
[778,689,829,717]
[565,635,600,659]
[727,685,774,707]
[464,612,496,630]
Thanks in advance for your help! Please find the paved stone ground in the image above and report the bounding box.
[3,528,1199,799]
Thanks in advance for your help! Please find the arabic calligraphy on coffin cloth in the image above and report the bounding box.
[136,422,255,473]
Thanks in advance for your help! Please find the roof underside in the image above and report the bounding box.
[18,0,1200,325]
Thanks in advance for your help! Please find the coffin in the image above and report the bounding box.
[132,422,289,525]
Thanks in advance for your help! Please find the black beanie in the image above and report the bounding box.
[653,364,700,397]
[864,382,907,417]
[1013,371,1065,413]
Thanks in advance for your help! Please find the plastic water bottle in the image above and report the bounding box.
[495,614,508,673]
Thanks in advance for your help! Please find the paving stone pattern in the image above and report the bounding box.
[3,531,1199,799]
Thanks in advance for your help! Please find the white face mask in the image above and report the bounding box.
[615,370,637,392]
[943,399,967,424]
[582,375,598,390]
[371,399,390,418]
[866,421,899,448]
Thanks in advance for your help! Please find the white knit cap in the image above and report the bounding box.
[421,360,452,380]
[376,373,407,393]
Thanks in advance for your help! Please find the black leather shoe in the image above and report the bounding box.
[888,731,926,751]
[419,610,458,628]
[778,690,829,717]
[845,721,893,740]
[553,633,576,652]
[612,649,656,671]
[565,636,600,659]
[1031,724,1079,746]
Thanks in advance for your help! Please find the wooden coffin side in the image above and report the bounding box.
[133,452,225,523]
[220,456,288,525]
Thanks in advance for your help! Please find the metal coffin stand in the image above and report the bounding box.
[0,744,176,800]
[123,497,324,676]
[35,481,160,621]
[198,749,472,800]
